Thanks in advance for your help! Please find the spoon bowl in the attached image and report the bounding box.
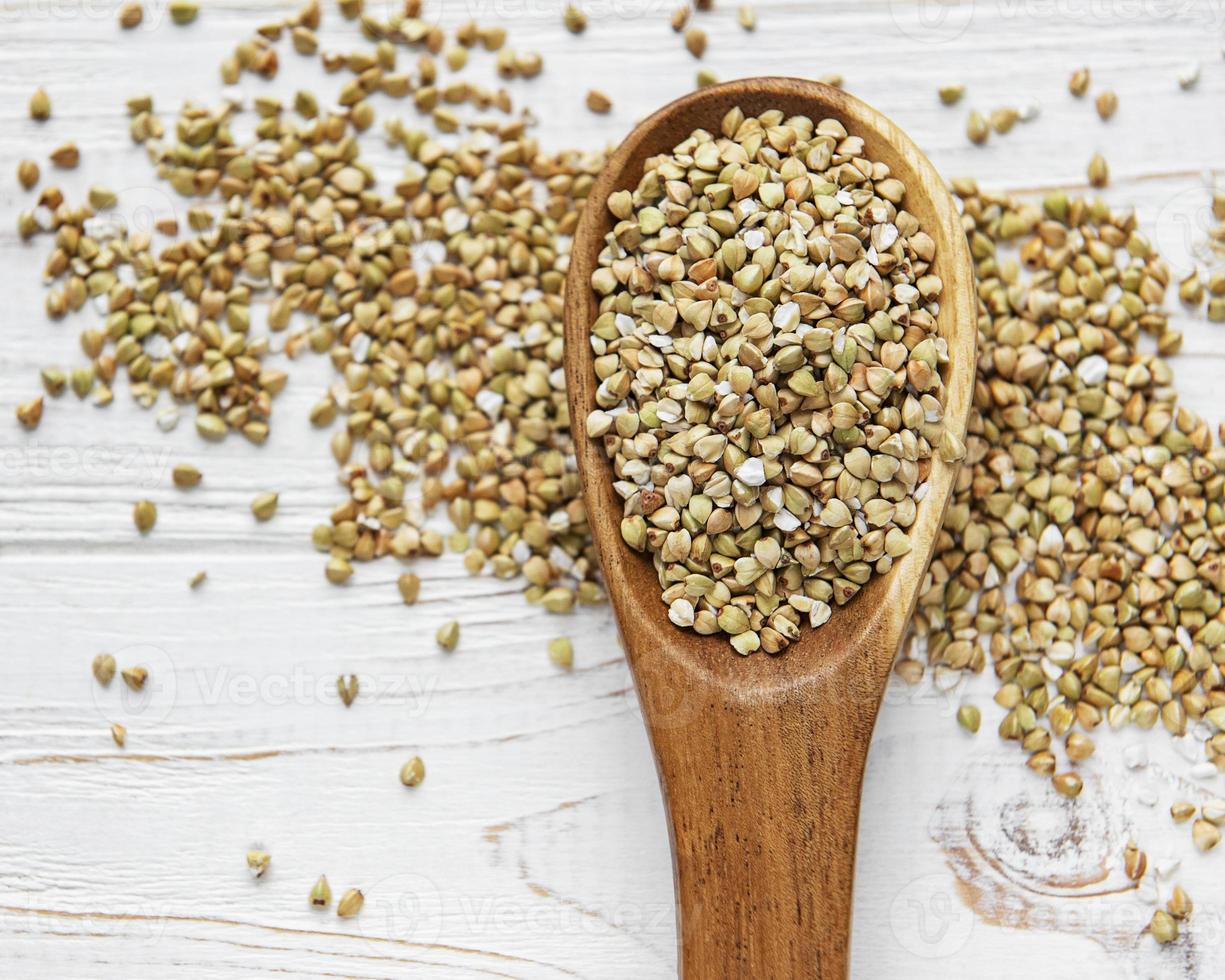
[564,77,977,979]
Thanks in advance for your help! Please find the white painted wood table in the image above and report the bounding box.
[1,1,1224,976]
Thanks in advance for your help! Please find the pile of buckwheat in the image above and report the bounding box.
[17,0,606,621]
[908,183,1225,789]
[584,107,955,654]
[900,183,1225,943]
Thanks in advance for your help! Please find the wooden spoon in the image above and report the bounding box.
[564,78,976,979]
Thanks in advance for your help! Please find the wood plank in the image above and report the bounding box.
[1,1,1223,975]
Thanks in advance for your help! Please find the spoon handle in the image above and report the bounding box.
[634,646,895,979]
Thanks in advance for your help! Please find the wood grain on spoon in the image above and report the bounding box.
[564,77,977,979]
